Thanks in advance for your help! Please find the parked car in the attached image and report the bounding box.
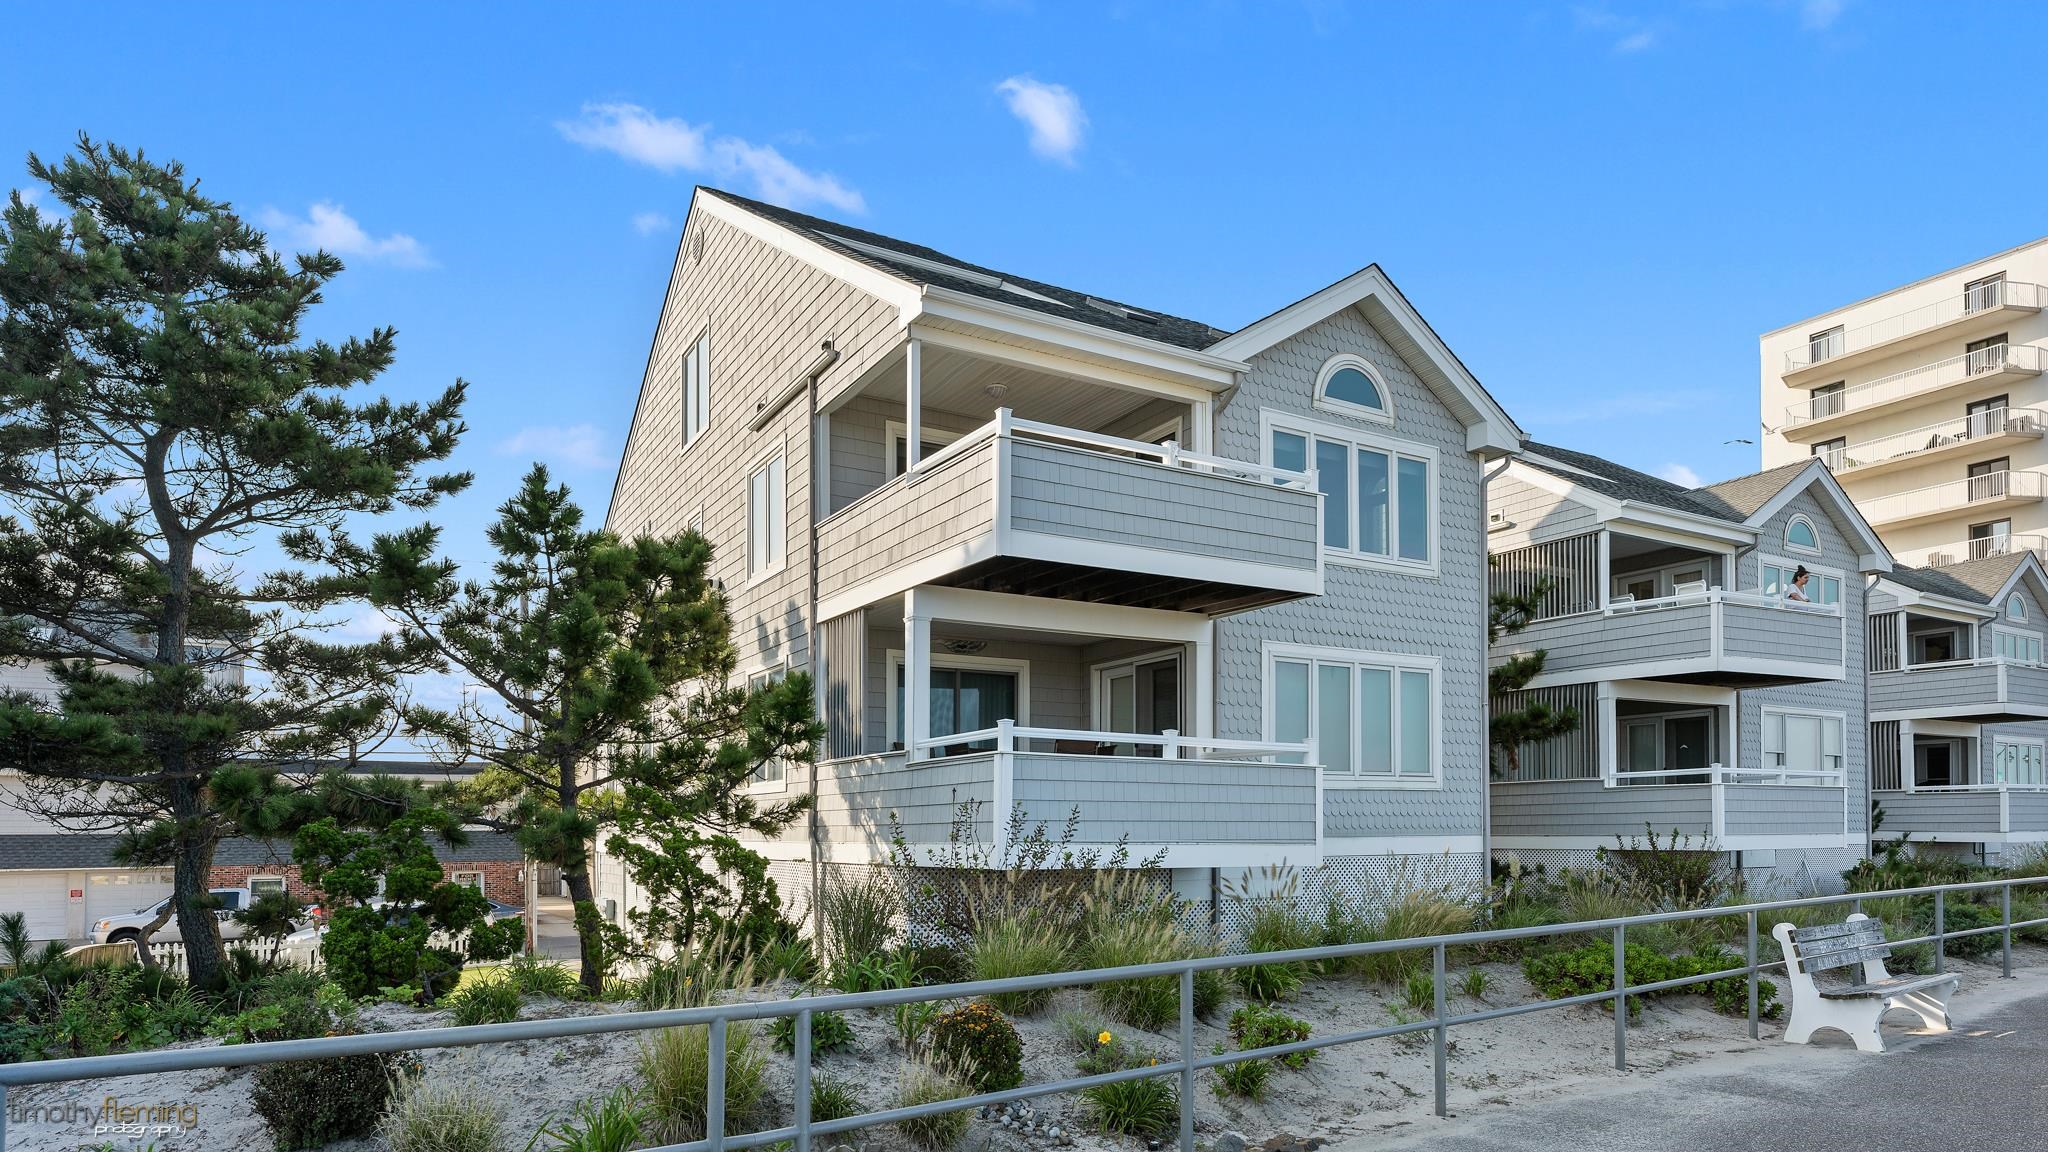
[92,887,252,945]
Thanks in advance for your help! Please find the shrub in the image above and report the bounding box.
[811,1075,865,1123]
[1081,1065,1177,1138]
[1599,826,1741,910]
[1457,969,1491,1001]
[504,953,585,1000]
[1227,869,1314,1001]
[820,872,899,969]
[639,1023,771,1145]
[1227,1003,1312,1069]
[527,1084,644,1152]
[769,1008,856,1060]
[828,949,916,994]
[446,977,522,1026]
[1523,942,1780,1020]
[208,973,351,1044]
[382,1067,505,1152]
[1344,889,1476,985]
[757,934,817,982]
[928,1000,1024,1091]
[1083,915,1221,1030]
[1936,899,2003,959]
[252,1049,397,1149]
[641,934,761,1010]
[1211,1043,1272,1100]
[967,909,1069,1014]
[1403,971,1434,1012]
[2002,844,2048,879]
[894,1060,973,1151]
[896,942,971,986]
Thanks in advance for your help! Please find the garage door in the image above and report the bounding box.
[86,870,174,925]
[0,871,70,942]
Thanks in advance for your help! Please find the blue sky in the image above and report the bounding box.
[8,0,2047,594]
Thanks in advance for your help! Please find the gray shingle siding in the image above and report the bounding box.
[1211,305,1487,842]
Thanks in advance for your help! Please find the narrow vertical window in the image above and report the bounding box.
[1357,448,1390,556]
[1316,664,1353,776]
[1316,439,1351,550]
[1398,669,1431,776]
[748,453,785,577]
[1358,667,1392,775]
[1397,456,1429,562]
[1274,659,1310,764]
[683,332,710,447]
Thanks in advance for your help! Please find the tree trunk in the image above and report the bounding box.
[169,779,228,988]
[563,866,604,994]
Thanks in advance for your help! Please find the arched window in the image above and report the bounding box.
[2009,597,2028,622]
[1785,515,1821,555]
[1315,354,1393,423]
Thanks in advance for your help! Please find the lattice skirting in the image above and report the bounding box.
[1739,846,1864,898]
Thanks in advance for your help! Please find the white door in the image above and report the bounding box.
[86,870,174,924]
[0,872,71,942]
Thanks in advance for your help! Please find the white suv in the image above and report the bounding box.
[92,887,254,945]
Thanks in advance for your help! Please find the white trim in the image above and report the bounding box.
[1261,407,1441,577]
[1089,648,1187,733]
[1261,640,1444,789]
[884,419,962,481]
[1135,416,1185,448]
[904,585,1211,643]
[1492,833,1851,852]
[1760,705,1847,781]
[1503,460,1755,548]
[883,648,1033,749]
[694,191,924,313]
[1320,835,1486,856]
[743,440,789,586]
[1312,353,1395,425]
[905,323,1219,405]
[1738,459,1894,573]
[1990,623,2045,664]
[1783,513,1824,556]
[248,874,288,895]
[918,288,1246,388]
[1757,552,1846,607]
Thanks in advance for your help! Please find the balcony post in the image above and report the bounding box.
[1162,728,1180,760]
[1193,621,1216,741]
[903,592,931,761]
[1595,532,1611,610]
[905,337,923,473]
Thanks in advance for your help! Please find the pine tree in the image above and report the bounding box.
[0,137,467,987]
[310,465,819,992]
[1488,571,1582,778]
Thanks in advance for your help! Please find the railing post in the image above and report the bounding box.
[996,718,1015,754]
[707,1016,728,1152]
[2003,885,2015,979]
[1934,891,1946,974]
[1744,906,1761,1041]
[1432,943,1448,1118]
[1612,924,1627,1071]
[1162,728,1180,760]
[1178,968,1195,1152]
[794,1008,813,1152]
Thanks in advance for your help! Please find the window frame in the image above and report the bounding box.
[1783,514,1823,556]
[1991,735,2046,787]
[248,875,288,897]
[884,650,1033,750]
[1759,706,1846,781]
[743,662,792,788]
[450,871,486,893]
[745,445,788,584]
[884,420,964,481]
[681,328,711,452]
[1758,553,1844,607]
[2008,597,2029,622]
[1260,642,1443,790]
[1312,353,1395,424]
[1991,624,2044,665]
[1260,409,1440,576]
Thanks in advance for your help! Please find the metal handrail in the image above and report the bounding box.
[1782,344,2045,426]
[3,876,2044,1150]
[1821,406,2048,473]
[1783,280,2045,372]
[1860,468,2044,523]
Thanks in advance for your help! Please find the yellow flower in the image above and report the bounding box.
[1097,1031,1113,1046]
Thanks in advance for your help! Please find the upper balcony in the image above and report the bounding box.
[1490,588,1845,689]
[1857,469,2044,529]
[817,411,1321,617]
[1819,406,2047,480]
[1780,344,2044,440]
[1869,658,2048,723]
[1781,279,2046,383]
[1923,531,2048,568]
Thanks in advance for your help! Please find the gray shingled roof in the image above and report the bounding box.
[0,831,522,872]
[703,188,1229,352]
[1696,461,1815,518]
[1520,443,1826,528]
[1884,552,2030,605]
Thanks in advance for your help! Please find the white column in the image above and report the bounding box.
[903,590,931,760]
[1595,531,1612,609]
[1901,720,1917,794]
[905,338,923,473]
[1188,398,1214,455]
[1597,683,1618,783]
[1193,621,1216,740]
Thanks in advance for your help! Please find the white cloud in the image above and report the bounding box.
[333,604,400,643]
[1614,28,1657,53]
[995,76,1089,165]
[1572,6,1659,54]
[1657,463,1703,488]
[1801,0,1846,30]
[556,103,865,214]
[495,423,610,471]
[259,202,433,268]
[632,211,675,236]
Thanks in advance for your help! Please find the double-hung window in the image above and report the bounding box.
[682,331,710,449]
[1761,709,1844,782]
[1265,413,1436,571]
[1267,645,1438,785]
[747,452,786,578]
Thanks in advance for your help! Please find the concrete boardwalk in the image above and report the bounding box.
[1348,975,2048,1151]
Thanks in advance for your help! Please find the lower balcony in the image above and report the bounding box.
[1869,659,2048,722]
[810,724,1322,870]
[1874,787,2048,848]
[1859,469,2045,529]
[1492,770,1849,851]
[1489,590,1846,688]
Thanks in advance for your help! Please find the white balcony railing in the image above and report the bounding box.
[1606,586,1842,619]
[1859,469,2044,525]
[912,720,1307,763]
[1783,344,2043,427]
[1818,406,2047,473]
[1784,280,2046,372]
[1611,764,1845,787]
[1925,532,2048,566]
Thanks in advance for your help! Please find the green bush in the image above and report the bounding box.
[1340,889,1476,985]
[1935,900,2004,959]
[252,1049,397,1149]
[638,1023,770,1145]
[896,942,970,986]
[811,1075,864,1123]
[820,872,899,969]
[1403,971,1434,1012]
[928,1000,1024,1091]
[1081,1064,1177,1138]
[967,909,1069,1015]
[1522,942,1780,1020]
[768,1008,856,1059]
[828,949,916,994]
[1599,826,1742,910]
[1082,914,1222,1030]
[446,977,522,1026]
[382,1068,505,1152]
[527,1084,644,1151]
[895,1060,972,1151]
[208,973,351,1045]
[1232,888,1314,1002]
[757,934,817,982]
[503,953,585,1000]
[1227,1003,1312,1069]
[1211,1042,1272,1100]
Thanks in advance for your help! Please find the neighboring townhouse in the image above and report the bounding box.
[1866,551,2048,864]
[1486,445,1892,892]
[596,187,1523,929]
[1759,237,2048,569]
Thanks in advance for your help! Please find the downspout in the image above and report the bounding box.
[1479,456,1515,876]
[1724,537,1761,874]
[771,339,840,946]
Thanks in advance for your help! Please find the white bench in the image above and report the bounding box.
[1772,913,1958,1053]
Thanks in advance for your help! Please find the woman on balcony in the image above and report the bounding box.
[1784,565,1813,603]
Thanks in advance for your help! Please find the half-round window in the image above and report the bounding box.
[2010,598,2028,622]
[1315,355,1393,422]
[1785,515,1821,554]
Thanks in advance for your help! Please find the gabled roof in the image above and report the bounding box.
[1519,442,1749,522]
[702,189,1229,351]
[1880,551,2048,611]
[1697,461,1815,519]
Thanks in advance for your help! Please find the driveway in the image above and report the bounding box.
[1349,976,2048,1151]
